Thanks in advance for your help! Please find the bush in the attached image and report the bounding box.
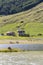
[1,33,4,36]
[19,34,30,37]
[8,47,12,52]
[21,21,24,23]
[37,33,42,36]
[25,34,30,37]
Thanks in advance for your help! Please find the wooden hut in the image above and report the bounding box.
[18,29,30,37]
[6,31,15,36]
[18,30,25,36]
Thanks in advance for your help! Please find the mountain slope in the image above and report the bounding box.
[0,2,43,36]
[0,0,42,15]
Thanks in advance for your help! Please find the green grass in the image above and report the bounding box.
[0,48,23,52]
[24,22,43,35]
[0,22,43,36]
[0,2,43,39]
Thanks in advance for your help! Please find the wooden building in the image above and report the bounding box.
[18,30,25,36]
[6,31,15,36]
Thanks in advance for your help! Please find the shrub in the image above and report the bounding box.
[21,21,24,23]
[37,33,42,36]
[1,33,4,36]
[8,47,12,52]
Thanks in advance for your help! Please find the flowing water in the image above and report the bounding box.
[0,44,43,50]
[0,51,43,65]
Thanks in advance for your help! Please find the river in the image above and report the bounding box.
[0,51,43,65]
[0,44,43,50]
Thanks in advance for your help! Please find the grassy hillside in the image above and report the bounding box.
[0,2,43,40]
[0,0,42,15]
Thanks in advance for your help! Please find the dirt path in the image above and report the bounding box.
[0,40,43,44]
